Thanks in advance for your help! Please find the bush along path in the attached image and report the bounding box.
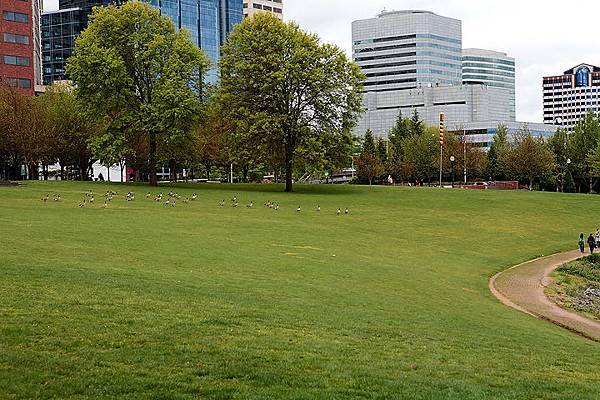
[490,249,600,342]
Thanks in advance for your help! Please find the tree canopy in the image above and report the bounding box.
[218,13,364,192]
[67,1,210,185]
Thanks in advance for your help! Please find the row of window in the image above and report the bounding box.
[1,77,31,89]
[463,68,515,78]
[2,55,30,66]
[354,34,461,46]
[246,3,282,13]
[416,68,461,78]
[461,74,514,83]
[3,11,29,23]
[356,41,461,55]
[356,50,463,63]
[365,69,417,78]
[462,62,515,72]
[462,56,514,67]
[363,77,417,87]
[463,80,514,90]
[2,32,30,45]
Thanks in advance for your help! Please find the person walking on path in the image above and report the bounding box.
[587,233,596,254]
[595,229,600,247]
[579,233,585,253]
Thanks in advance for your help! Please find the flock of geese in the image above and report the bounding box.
[41,190,351,215]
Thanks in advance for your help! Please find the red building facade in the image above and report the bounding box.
[0,0,36,95]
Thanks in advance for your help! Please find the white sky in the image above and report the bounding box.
[43,0,600,123]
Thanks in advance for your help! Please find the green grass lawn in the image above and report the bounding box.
[1,181,599,399]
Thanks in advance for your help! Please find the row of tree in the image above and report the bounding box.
[1,3,364,192]
[356,110,600,193]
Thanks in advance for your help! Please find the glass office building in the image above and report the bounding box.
[42,0,242,85]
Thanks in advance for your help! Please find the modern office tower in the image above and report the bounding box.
[0,0,40,94]
[42,0,243,85]
[352,10,463,93]
[243,0,283,19]
[463,48,516,120]
[543,64,600,132]
[42,8,85,84]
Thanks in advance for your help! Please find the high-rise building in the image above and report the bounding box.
[243,0,282,19]
[41,0,242,85]
[352,10,463,93]
[543,64,600,132]
[1,0,41,95]
[462,48,516,121]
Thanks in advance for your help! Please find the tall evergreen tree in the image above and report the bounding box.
[361,129,377,156]
[376,138,388,164]
[409,109,425,137]
[487,124,509,180]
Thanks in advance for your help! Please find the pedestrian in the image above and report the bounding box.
[595,229,600,247]
[579,233,585,253]
[588,233,596,254]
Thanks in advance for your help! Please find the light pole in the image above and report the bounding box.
[450,155,455,188]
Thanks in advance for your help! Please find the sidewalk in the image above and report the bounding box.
[491,250,600,342]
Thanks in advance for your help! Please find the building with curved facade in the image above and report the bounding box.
[463,48,515,120]
[543,63,600,132]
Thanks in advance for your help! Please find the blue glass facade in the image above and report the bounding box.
[147,0,242,81]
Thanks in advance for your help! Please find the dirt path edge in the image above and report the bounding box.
[490,250,600,342]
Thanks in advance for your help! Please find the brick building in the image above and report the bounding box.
[0,0,41,95]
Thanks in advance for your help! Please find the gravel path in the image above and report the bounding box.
[490,250,600,342]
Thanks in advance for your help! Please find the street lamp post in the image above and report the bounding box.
[450,155,455,188]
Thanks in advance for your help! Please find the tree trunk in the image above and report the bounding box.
[170,159,176,183]
[285,146,293,192]
[205,162,211,181]
[149,132,158,186]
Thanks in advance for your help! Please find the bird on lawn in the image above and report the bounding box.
[233,202,239,208]
[41,194,49,202]
[164,199,171,207]
[78,199,87,208]
[275,204,279,211]
[171,200,176,207]
[219,200,225,207]
[191,193,197,201]
[102,201,108,209]
[246,201,253,208]
[232,196,237,203]
[146,192,151,199]
[296,206,301,213]
[89,196,94,204]
[345,208,349,215]
[53,194,61,202]
[337,208,341,216]
[316,205,321,212]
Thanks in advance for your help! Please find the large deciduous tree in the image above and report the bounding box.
[67,1,210,186]
[504,126,556,190]
[218,13,364,192]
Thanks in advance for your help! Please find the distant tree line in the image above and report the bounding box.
[0,3,364,192]
[356,110,600,193]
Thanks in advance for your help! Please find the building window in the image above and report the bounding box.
[3,55,31,67]
[3,11,29,23]
[3,77,31,89]
[2,33,30,44]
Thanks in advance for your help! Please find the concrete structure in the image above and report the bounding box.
[1,0,41,95]
[543,63,600,132]
[243,0,282,19]
[357,84,513,134]
[463,48,515,120]
[352,10,522,146]
[353,10,462,93]
[42,0,243,85]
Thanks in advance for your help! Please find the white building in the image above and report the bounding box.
[543,63,600,132]
[350,9,541,149]
[463,48,516,121]
[357,84,513,134]
[352,10,463,93]
[243,0,283,19]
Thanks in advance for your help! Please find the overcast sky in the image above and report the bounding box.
[43,0,600,123]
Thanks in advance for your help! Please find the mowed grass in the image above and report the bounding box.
[1,181,599,399]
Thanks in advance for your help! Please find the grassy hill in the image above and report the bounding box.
[1,181,599,399]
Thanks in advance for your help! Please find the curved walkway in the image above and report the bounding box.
[490,249,600,342]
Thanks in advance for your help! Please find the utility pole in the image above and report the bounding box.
[439,113,445,187]
[463,126,467,184]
